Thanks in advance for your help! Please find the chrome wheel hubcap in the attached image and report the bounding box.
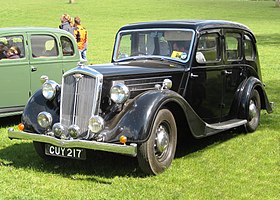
[154,125,169,158]
[248,100,258,125]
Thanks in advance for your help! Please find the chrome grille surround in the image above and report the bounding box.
[60,66,103,139]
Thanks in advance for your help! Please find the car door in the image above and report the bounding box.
[186,31,224,123]
[28,33,63,93]
[0,33,30,114]
[221,30,246,120]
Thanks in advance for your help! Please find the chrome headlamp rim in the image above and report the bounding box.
[68,124,81,139]
[88,115,105,134]
[110,83,130,104]
[52,123,66,138]
[42,80,59,100]
[37,111,53,129]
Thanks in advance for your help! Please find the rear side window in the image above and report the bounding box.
[0,35,25,60]
[31,35,58,57]
[244,35,255,60]
[197,33,220,63]
[225,33,242,61]
[61,36,74,56]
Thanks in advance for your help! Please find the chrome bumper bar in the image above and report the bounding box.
[8,128,137,157]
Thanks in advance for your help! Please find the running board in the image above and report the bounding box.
[205,119,247,136]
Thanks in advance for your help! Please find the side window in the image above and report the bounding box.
[61,36,74,56]
[244,35,255,60]
[31,35,58,57]
[0,35,25,60]
[197,33,220,63]
[117,34,132,59]
[225,33,242,61]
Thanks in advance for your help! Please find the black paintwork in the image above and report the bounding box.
[22,20,272,143]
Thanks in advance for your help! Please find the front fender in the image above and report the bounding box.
[103,89,205,143]
[22,89,60,133]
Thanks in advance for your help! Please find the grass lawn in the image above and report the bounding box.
[0,0,279,199]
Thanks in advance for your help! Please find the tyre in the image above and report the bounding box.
[33,142,53,161]
[137,109,177,175]
[245,89,261,132]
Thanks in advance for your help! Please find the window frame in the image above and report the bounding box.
[30,34,59,58]
[0,34,26,60]
[224,32,242,62]
[196,32,222,64]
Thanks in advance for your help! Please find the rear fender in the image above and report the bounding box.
[238,77,273,119]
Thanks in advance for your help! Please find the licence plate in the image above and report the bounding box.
[45,144,86,160]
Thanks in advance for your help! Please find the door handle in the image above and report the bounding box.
[222,70,232,76]
[31,66,37,72]
[191,73,199,78]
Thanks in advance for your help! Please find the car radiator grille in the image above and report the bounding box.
[60,74,97,135]
[123,76,172,92]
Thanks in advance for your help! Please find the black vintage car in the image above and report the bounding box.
[8,20,273,175]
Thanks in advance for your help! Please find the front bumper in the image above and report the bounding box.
[8,128,137,157]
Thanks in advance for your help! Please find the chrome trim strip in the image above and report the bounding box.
[122,76,172,82]
[114,76,172,92]
[8,128,137,157]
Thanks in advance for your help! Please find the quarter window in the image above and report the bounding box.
[31,35,58,57]
[244,35,255,60]
[61,36,74,56]
[225,33,242,61]
[0,35,25,60]
[197,33,220,63]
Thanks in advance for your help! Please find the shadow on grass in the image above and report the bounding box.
[0,87,276,180]
[1,129,242,180]
[0,142,142,181]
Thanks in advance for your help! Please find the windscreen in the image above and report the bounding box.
[114,29,195,63]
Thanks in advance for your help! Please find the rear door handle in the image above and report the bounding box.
[31,66,37,72]
[191,73,199,78]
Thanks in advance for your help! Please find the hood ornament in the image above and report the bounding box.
[73,73,84,82]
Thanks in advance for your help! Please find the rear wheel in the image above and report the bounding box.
[137,109,177,175]
[245,89,261,132]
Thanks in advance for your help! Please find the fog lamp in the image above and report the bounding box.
[42,80,59,100]
[37,112,53,128]
[88,115,104,133]
[68,124,81,138]
[52,123,65,138]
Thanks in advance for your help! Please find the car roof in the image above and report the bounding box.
[0,27,72,35]
[119,20,253,34]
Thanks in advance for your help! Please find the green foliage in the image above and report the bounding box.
[0,0,279,199]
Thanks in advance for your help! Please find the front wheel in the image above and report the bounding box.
[33,142,53,161]
[137,109,177,175]
[245,89,261,132]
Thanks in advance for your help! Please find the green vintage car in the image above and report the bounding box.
[0,27,80,117]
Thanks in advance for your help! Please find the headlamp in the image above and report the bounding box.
[110,83,130,104]
[42,80,59,100]
[88,115,104,134]
[37,112,53,128]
